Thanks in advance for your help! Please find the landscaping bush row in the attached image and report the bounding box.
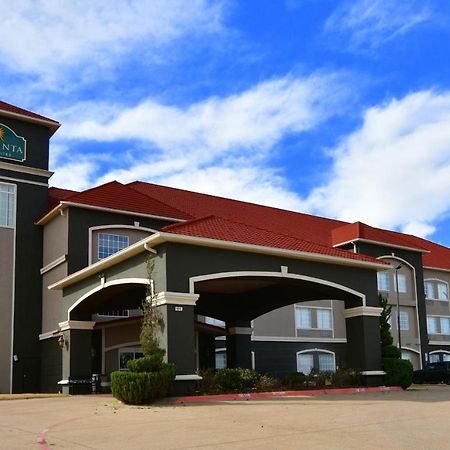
[198,367,366,394]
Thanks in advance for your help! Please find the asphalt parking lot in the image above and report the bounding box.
[1,385,450,449]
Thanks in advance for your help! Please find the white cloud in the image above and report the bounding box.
[304,90,450,237]
[325,0,431,50]
[49,73,345,206]
[0,0,225,84]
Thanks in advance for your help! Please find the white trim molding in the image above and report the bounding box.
[58,320,96,331]
[0,174,48,187]
[0,160,54,178]
[251,336,347,343]
[190,270,367,306]
[40,254,67,275]
[39,330,61,341]
[429,341,450,346]
[343,306,383,319]
[154,291,199,306]
[175,374,203,381]
[361,370,386,376]
[66,277,149,320]
[228,327,253,335]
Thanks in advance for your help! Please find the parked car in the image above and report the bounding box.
[413,362,450,384]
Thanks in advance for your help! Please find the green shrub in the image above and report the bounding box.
[383,358,413,389]
[331,368,364,388]
[127,354,165,373]
[307,369,331,388]
[382,345,402,359]
[198,368,280,394]
[111,363,176,404]
[286,372,307,389]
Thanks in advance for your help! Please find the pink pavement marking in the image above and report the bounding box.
[171,386,402,404]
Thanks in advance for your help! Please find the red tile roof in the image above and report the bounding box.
[128,181,345,246]
[0,100,60,135]
[48,187,79,210]
[62,181,192,221]
[45,179,450,270]
[162,215,386,265]
[331,222,429,252]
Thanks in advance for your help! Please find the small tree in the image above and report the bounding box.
[111,255,176,404]
[379,294,412,389]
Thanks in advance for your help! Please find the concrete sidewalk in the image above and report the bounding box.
[1,385,449,449]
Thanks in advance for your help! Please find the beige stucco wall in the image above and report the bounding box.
[43,211,68,267]
[0,227,14,392]
[41,262,68,333]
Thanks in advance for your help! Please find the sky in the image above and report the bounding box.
[2,0,450,245]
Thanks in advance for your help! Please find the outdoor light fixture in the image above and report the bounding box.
[58,335,68,350]
[394,264,402,352]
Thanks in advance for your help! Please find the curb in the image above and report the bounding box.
[171,386,402,404]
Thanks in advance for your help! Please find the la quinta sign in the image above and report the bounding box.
[0,123,26,162]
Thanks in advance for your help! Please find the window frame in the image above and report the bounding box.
[424,279,449,302]
[118,347,144,371]
[0,181,16,229]
[295,305,333,332]
[296,349,336,374]
[98,232,129,260]
[377,271,390,292]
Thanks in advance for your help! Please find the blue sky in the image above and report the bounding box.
[2,0,450,245]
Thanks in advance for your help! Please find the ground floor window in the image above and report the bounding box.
[297,350,336,374]
[215,349,227,369]
[119,347,143,370]
[430,352,450,363]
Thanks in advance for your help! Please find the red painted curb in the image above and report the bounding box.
[171,386,402,404]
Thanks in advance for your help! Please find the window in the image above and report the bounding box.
[215,350,227,369]
[98,310,129,318]
[98,233,129,259]
[318,353,335,371]
[395,274,407,293]
[316,309,332,330]
[205,317,226,327]
[430,353,440,363]
[0,183,15,228]
[401,352,413,362]
[440,317,450,335]
[296,307,312,329]
[377,272,389,292]
[438,283,448,301]
[427,316,438,334]
[444,354,450,362]
[298,353,314,375]
[399,311,409,331]
[425,280,449,301]
[119,347,143,370]
[424,281,434,299]
[297,350,336,374]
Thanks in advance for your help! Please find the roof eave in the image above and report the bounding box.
[49,232,388,291]
[333,238,430,254]
[0,109,60,136]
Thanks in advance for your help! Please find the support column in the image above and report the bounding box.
[226,320,253,369]
[155,292,200,394]
[58,320,95,394]
[344,306,383,386]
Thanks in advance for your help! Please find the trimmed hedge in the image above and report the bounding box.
[198,368,279,394]
[111,363,176,405]
[383,358,413,389]
[382,345,402,359]
[127,355,165,373]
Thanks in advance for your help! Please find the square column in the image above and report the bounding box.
[344,307,384,385]
[226,321,253,369]
[155,292,200,394]
[59,320,95,394]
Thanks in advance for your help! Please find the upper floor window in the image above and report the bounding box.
[377,272,389,292]
[295,306,332,331]
[395,274,407,293]
[0,183,15,228]
[98,233,129,260]
[427,316,438,334]
[427,315,450,335]
[399,310,409,330]
[425,280,448,301]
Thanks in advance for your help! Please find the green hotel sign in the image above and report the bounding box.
[0,123,27,162]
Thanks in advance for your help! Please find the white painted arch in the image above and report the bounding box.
[189,270,367,306]
[67,277,149,320]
